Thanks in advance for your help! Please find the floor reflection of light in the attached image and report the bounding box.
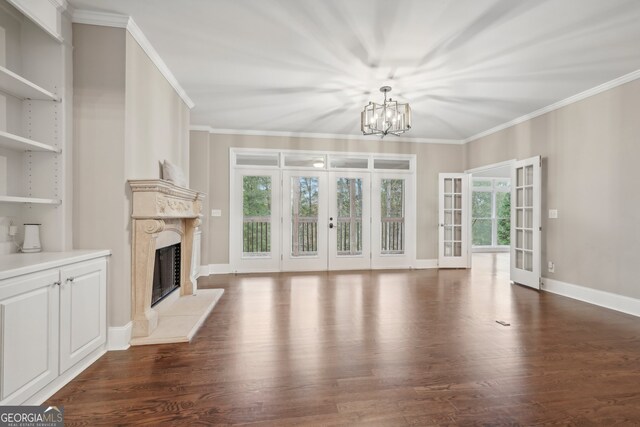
[333,273,363,342]
[289,275,321,377]
[236,276,277,381]
[376,272,412,371]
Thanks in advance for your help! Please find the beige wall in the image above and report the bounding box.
[191,132,464,265]
[73,24,128,327]
[73,24,191,328]
[189,131,210,264]
[465,78,640,299]
[124,32,190,181]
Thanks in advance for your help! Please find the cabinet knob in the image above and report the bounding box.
[66,276,75,283]
[52,281,61,286]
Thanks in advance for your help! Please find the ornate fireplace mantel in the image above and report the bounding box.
[129,179,206,339]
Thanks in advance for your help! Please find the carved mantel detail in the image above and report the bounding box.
[129,179,206,339]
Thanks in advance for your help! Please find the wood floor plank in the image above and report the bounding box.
[47,254,640,425]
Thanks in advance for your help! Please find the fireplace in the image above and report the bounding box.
[152,243,181,306]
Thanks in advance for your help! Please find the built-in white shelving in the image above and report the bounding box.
[0,195,62,205]
[0,130,60,153]
[0,65,60,101]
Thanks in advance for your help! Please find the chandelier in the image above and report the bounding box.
[361,86,411,138]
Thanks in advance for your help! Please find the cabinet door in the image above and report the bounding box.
[59,259,107,373]
[0,270,60,404]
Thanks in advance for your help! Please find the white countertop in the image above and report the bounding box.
[0,250,111,280]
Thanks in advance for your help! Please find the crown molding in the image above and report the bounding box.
[72,10,195,109]
[189,126,464,145]
[464,68,640,144]
[49,0,68,11]
[71,9,129,27]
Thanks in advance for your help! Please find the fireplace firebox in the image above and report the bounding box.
[152,243,181,306]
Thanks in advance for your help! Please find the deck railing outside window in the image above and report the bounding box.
[381,217,404,254]
[243,216,271,255]
[292,216,318,256]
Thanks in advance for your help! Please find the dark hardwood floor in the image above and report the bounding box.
[48,253,640,425]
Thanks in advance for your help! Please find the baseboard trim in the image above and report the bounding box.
[413,259,438,269]
[107,322,132,351]
[208,264,231,275]
[542,278,640,318]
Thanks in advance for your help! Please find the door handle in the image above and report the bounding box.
[329,223,334,229]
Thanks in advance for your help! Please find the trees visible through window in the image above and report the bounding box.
[472,178,511,248]
[381,179,405,254]
[242,176,272,255]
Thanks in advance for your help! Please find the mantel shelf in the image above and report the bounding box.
[0,130,60,153]
[0,195,61,205]
[0,65,60,101]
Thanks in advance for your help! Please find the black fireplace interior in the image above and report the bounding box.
[152,243,181,307]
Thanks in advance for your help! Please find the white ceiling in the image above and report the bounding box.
[69,0,640,141]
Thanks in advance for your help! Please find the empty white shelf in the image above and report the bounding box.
[0,196,61,205]
[0,65,60,101]
[0,130,60,153]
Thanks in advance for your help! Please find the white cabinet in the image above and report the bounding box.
[59,259,106,373]
[0,270,59,404]
[0,253,108,405]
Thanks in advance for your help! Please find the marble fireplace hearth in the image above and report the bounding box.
[128,179,223,346]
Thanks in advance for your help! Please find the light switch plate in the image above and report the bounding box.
[211,209,222,217]
[548,209,558,219]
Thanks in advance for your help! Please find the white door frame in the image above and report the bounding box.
[465,160,516,256]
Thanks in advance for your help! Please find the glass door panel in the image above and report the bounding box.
[372,173,415,269]
[282,171,328,271]
[232,169,281,272]
[438,173,469,268]
[328,172,370,270]
[380,178,405,255]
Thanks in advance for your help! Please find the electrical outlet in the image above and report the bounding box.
[548,261,555,273]
[211,209,222,217]
[549,209,558,219]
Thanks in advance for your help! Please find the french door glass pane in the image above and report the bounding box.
[443,177,463,257]
[291,176,319,257]
[381,179,405,254]
[336,177,363,255]
[514,166,534,272]
[242,176,272,256]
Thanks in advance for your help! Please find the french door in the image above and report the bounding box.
[231,169,281,273]
[282,171,328,271]
[510,156,541,289]
[371,173,415,269]
[282,171,372,271]
[328,172,371,270]
[438,173,470,268]
[230,150,416,273]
